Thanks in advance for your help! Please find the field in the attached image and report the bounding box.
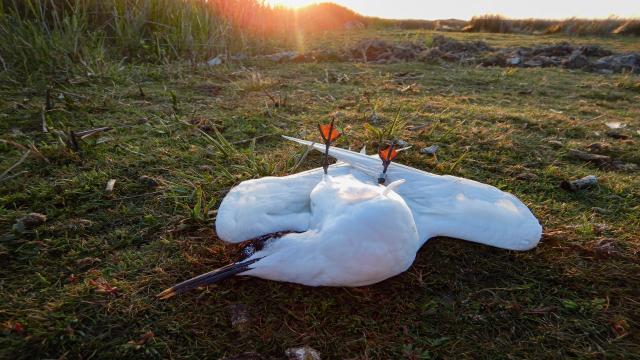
[1,29,640,359]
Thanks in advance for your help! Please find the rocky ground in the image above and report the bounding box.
[257,35,640,74]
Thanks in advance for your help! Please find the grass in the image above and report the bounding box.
[1,29,640,358]
[464,15,640,37]
[302,27,640,55]
[0,0,296,81]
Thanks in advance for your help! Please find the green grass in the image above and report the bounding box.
[0,0,292,81]
[304,27,640,53]
[1,30,639,359]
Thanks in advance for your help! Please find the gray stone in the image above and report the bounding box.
[420,145,439,155]
[265,51,298,62]
[14,212,47,231]
[207,55,223,66]
[591,53,640,73]
[139,175,160,188]
[563,50,589,69]
[560,175,598,191]
[285,346,321,360]
[606,129,630,140]
[395,139,409,147]
[611,161,638,171]
[506,57,521,66]
[577,45,612,58]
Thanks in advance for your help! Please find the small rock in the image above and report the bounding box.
[395,139,409,147]
[531,42,574,57]
[13,213,47,233]
[285,346,321,360]
[229,304,250,332]
[506,57,521,66]
[369,113,382,124]
[265,51,298,63]
[610,160,638,171]
[420,145,439,155]
[606,129,630,140]
[523,58,544,67]
[591,53,640,73]
[350,39,394,61]
[19,213,47,228]
[139,175,160,188]
[560,175,598,191]
[562,50,589,69]
[578,45,612,58]
[586,142,609,153]
[605,121,626,129]
[207,55,223,66]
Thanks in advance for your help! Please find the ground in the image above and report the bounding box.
[1,30,639,359]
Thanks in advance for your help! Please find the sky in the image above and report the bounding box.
[266,0,640,20]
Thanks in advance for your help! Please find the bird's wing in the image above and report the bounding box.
[215,173,317,243]
[215,162,358,243]
[283,136,542,251]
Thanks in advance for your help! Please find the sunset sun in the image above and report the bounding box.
[264,0,315,8]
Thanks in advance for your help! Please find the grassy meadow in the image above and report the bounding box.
[1,2,640,358]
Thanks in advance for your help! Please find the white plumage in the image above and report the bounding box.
[240,175,419,286]
[159,136,542,298]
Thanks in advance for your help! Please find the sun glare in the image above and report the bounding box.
[264,0,315,9]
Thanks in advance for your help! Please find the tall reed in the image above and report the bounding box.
[464,14,640,36]
[0,0,292,80]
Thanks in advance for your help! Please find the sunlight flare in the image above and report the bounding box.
[264,0,316,9]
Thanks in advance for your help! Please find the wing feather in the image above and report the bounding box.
[283,136,542,250]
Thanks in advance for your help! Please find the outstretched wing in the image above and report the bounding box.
[283,136,542,251]
[215,161,363,243]
[215,171,318,243]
